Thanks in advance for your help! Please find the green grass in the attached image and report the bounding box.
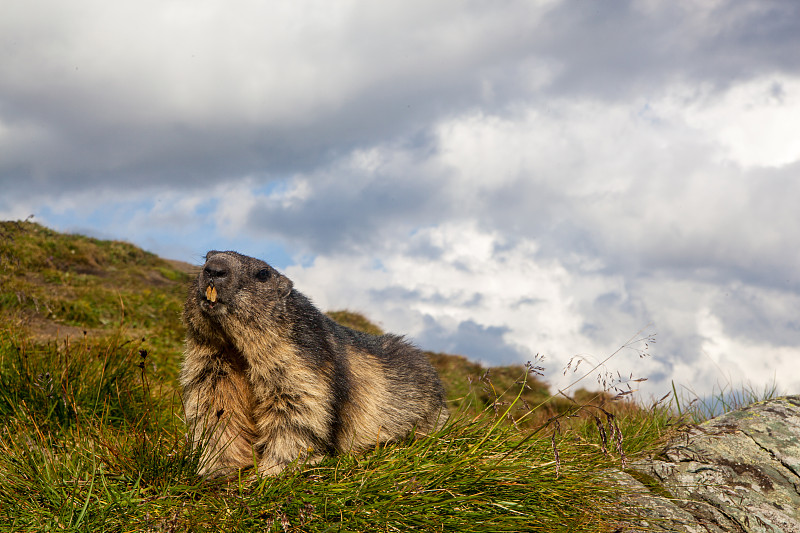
[0,220,189,350]
[0,325,682,532]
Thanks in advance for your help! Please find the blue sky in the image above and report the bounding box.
[3,0,800,399]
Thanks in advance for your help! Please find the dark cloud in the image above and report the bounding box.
[6,1,799,201]
[245,158,452,255]
[712,287,800,347]
[536,1,800,98]
[414,316,527,365]
[0,2,544,195]
[369,286,483,308]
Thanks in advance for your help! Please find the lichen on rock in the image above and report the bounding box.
[618,396,800,532]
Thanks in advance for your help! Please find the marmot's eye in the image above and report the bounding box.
[255,268,271,282]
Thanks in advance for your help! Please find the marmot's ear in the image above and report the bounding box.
[277,276,293,298]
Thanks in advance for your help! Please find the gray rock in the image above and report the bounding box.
[618,396,800,533]
[610,469,713,532]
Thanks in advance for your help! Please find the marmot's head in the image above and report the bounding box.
[184,251,293,345]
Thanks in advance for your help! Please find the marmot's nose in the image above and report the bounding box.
[204,266,227,279]
[203,254,233,282]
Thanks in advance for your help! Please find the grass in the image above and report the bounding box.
[0,219,776,531]
[671,379,781,424]
[0,325,679,532]
[0,220,189,355]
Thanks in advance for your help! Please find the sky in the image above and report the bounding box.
[2,0,800,400]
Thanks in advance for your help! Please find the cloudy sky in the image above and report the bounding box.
[3,0,800,400]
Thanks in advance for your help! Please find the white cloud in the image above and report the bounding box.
[266,73,800,398]
[429,82,800,286]
[286,226,800,398]
[285,222,642,389]
[652,77,800,168]
[696,307,800,393]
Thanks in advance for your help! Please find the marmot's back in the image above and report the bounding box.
[180,250,448,478]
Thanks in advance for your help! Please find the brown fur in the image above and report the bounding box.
[180,251,448,478]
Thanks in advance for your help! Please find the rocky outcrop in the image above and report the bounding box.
[617,396,800,533]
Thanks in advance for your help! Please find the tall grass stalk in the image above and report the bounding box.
[672,378,780,423]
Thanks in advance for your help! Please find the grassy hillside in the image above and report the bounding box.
[0,220,679,532]
[0,220,189,367]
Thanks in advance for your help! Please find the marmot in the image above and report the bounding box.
[180,251,448,478]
